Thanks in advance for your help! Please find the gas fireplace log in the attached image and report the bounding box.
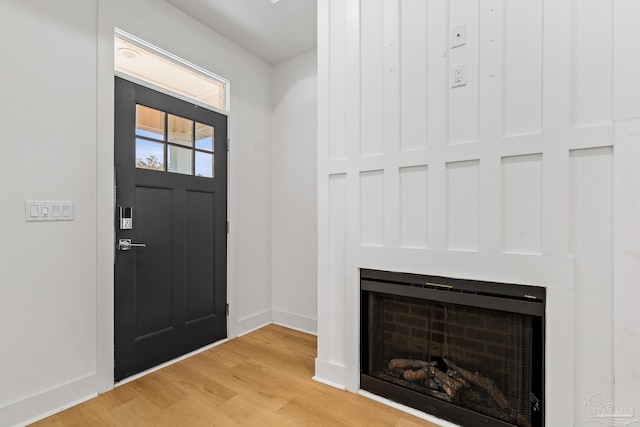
[388,358,435,371]
[443,359,533,427]
[402,368,428,382]
[430,366,467,400]
[388,359,468,400]
[443,358,511,410]
[447,368,470,387]
[385,357,532,427]
[378,372,451,402]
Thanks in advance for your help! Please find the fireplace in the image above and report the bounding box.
[360,269,545,427]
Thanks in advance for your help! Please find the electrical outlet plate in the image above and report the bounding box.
[451,24,467,48]
[451,64,467,88]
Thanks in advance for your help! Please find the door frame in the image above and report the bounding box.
[95,24,238,393]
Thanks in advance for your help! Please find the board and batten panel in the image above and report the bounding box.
[571,0,613,127]
[446,160,479,250]
[360,0,384,157]
[426,1,449,149]
[614,121,640,412]
[503,0,542,137]
[400,0,428,152]
[329,0,347,160]
[383,0,400,157]
[400,165,428,248]
[501,154,542,254]
[449,0,479,144]
[569,146,614,421]
[328,174,347,364]
[360,170,385,246]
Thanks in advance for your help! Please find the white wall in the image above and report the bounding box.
[271,49,318,334]
[0,1,99,424]
[0,0,275,425]
[315,1,635,426]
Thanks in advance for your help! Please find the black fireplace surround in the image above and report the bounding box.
[360,269,545,427]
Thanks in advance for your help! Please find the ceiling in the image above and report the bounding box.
[164,0,317,65]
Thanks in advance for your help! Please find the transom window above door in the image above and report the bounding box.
[135,105,215,178]
[114,32,229,113]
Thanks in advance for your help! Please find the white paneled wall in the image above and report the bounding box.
[400,165,428,248]
[317,0,620,425]
[446,160,479,251]
[501,154,542,254]
[571,0,612,128]
[569,147,614,423]
[360,170,385,246]
[503,1,542,137]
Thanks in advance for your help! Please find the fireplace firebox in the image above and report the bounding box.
[361,269,545,427]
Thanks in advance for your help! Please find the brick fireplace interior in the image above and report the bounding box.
[360,269,545,427]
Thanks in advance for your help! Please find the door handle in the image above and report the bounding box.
[118,238,146,251]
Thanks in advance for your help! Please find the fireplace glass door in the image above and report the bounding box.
[360,269,544,427]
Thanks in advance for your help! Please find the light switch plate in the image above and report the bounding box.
[25,200,74,222]
[451,24,467,48]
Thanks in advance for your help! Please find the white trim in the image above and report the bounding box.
[272,309,317,335]
[95,0,116,396]
[312,376,347,391]
[1,374,97,427]
[114,70,229,117]
[236,310,273,336]
[114,28,230,114]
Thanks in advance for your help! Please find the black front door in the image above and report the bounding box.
[114,77,227,381]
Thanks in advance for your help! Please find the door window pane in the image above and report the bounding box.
[136,105,165,140]
[136,138,165,170]
[168,114,193,147]
[168,145,192,175]
[134,104,216,179]
[195,123,214,152]
[195,152,213,178]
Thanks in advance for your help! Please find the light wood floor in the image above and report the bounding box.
[31,324,440,426]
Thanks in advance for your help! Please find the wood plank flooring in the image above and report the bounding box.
[31,324,440,426]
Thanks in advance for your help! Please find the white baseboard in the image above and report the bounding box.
[272,309,317,335]
[312,375,347,391]
[2,374,97,427]
[313,358,347,390]
[236,309,273,336]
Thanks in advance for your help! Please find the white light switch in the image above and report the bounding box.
[25,201,74,222]
[451,24,467,48]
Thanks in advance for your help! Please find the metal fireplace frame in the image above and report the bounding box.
[360,268,546,427]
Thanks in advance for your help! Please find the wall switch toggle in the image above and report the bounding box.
[25,200,74,222]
